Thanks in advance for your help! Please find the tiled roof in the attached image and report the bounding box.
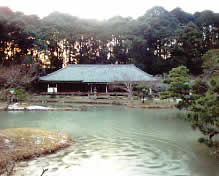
[39,64,156,83]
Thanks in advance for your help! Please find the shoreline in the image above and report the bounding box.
[0,128,72,175]
[0,98,176,111]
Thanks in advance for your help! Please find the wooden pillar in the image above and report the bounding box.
[90,84,93,93]
[94,85,97,99]
[106,84,108,94]
[88,83,90,97]
[149,88,152,95]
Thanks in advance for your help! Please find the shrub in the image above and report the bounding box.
[0,90,8,101]
[15,88,27,102]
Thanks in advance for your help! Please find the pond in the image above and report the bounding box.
[0,106,218,176]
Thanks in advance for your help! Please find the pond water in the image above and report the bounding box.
[0,106,218,176]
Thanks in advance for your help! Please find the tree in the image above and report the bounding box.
[160,66,190,108]
[135,84,151,103]
[190,79,209,96]
[137,6,180,73]
[160,65,219,156]
[109,81,135,100]
[15,88,27,103]
[0,6,219,74]
[188,77,219,151]
[202,49,219,77]
[171,22,203,74]
[0,65,37,89]
[170,8,194,25]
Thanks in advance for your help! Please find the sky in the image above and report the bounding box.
[0,0,219,20]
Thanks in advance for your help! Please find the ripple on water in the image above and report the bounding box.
[54,134,192,176]
[14,113,199,176]
[15,132,196,176]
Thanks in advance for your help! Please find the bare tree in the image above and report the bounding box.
[0,65,37,89]
[109,81,135,99]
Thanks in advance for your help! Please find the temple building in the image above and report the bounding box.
[39,64,156,95]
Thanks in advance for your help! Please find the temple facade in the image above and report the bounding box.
[39,64,156,94]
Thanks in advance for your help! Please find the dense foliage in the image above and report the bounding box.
[160,66,190,109]
[188,77,219,146]
[162,65,219,156]
[202,49,219,77]
[0,6,219,75]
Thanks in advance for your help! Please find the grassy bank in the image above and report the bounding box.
[0,128,72,174]
[26,95,177,109]
[0,93,177,110]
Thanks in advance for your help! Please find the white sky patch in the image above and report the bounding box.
[0,0,219,20]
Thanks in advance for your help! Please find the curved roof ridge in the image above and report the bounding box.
[40,66,69,79]
[40,64,157,82]
[134,65,154,78]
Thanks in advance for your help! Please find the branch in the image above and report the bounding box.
[209,131,219,140]
[197,124,219,141]
[40,168,48,176]
[5,161,15,176]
